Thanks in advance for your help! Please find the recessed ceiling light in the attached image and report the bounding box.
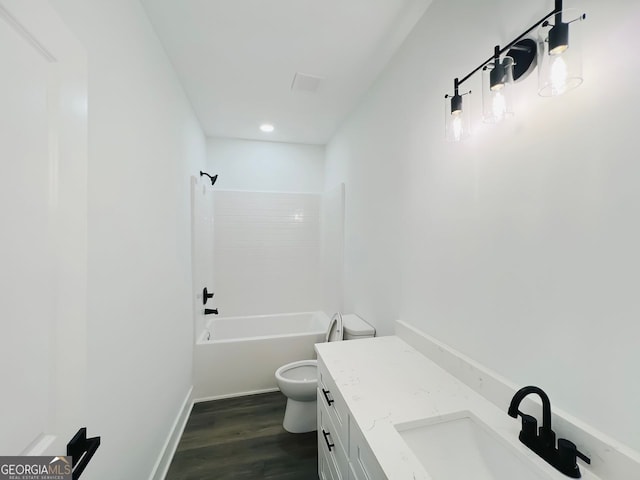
[260,123,275,133]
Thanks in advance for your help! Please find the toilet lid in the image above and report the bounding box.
[325,312,344,342]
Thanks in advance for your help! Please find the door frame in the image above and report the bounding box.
[0,0,88,455]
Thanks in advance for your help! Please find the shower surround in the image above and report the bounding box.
[213,190,322,316]
[192,188,344,400]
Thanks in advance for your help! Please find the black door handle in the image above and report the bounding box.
[67,428,100,480]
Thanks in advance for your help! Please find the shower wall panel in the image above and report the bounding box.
[213,191,321,316]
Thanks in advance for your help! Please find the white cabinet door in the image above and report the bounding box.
[0,1,87,456]
[349,419,387,480]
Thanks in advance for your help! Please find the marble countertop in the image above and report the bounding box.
[316,335,601,480]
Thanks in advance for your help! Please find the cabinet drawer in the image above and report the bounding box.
[318,438,338,480]
[347,461,360,480]
[349,459,366,480]
[349,419,387,480]
[318,357,349,445]
[318,392,349,479]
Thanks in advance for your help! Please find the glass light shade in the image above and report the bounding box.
[537,9,584,97]
[445,93,471,142]
[482,57,515,124]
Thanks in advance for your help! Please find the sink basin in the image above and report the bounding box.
[395,411,550,480]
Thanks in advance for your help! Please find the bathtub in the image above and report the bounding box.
[193,311,329,401]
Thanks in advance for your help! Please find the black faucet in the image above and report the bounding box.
[204,308,218,315]
[508,386,591,478]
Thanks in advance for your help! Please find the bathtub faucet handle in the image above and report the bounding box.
[204,308,218,315]
[203,287,214,305]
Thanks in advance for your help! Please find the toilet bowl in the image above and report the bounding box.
[275,312,375,433]
[274,360,318,433]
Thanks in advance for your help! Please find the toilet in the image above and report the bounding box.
[275,312,375,433]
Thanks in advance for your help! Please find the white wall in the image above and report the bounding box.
[320,184,345,315]
[323,85,405,336]
[49,1,206,478]
[325,0,640,456]
[207,137,325,192]
[213,191,321,316]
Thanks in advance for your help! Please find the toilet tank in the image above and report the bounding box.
[342,314,375,340]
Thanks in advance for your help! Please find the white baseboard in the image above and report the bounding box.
[148,386,194,480]
[194,387,280,404]
[395,320,640,480]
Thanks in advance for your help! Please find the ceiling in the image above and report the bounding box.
[140,0,432,145]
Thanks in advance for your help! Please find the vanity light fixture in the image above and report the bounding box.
[482,46,515,124]
[444,78,471,142]
[489,46,508,91]
[444,0,585,141]
[537,7,585,97]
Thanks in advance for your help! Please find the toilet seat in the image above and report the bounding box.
[325,312,344,342]
[275,359,317,383]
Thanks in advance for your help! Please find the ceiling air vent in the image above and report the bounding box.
[291,72,324,93]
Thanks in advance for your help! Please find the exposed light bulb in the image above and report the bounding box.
[550,55,568,96]
[550,43,569,56]
[452,113,463,142]
[492,91,507,122]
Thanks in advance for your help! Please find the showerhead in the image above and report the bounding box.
[199,171,218,186]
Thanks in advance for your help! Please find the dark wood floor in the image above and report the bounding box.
[166,392,318,480]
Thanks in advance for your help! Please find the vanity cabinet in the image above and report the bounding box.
[348,419,386,480]
[317,357,387,480]
[318,397,348,480]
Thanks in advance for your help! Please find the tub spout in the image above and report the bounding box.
[204,308,218,315]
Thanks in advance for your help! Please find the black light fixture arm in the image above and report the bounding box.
[454,0,572,88]
[444,77,471,102]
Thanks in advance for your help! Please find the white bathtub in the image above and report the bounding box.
[193,311,329,400]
